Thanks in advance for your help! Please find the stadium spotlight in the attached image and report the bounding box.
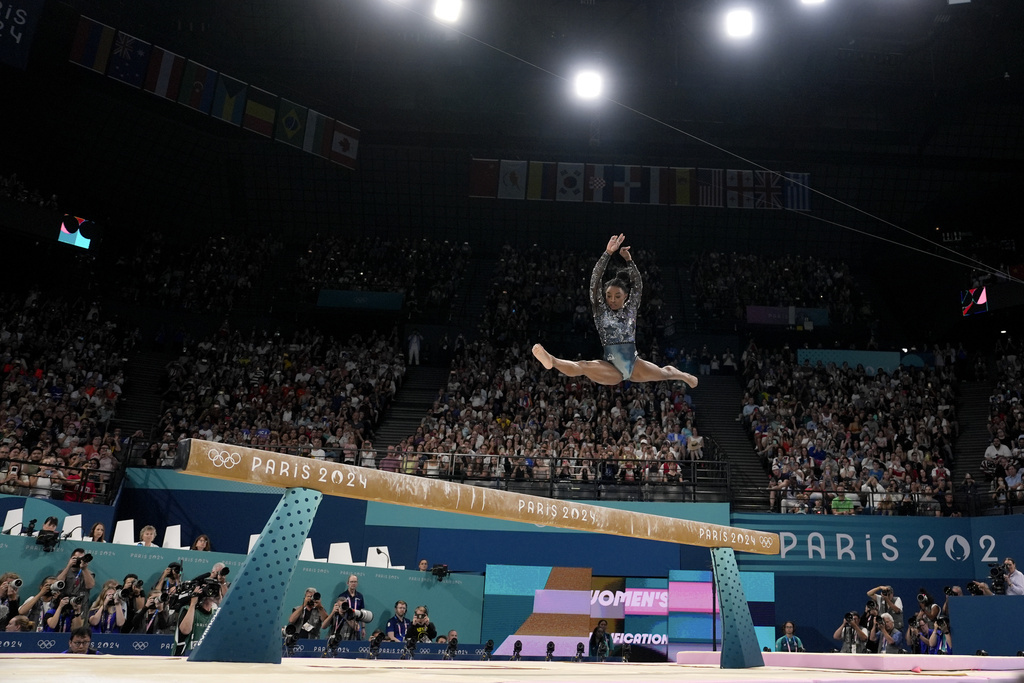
[724,8,754,38]
[574,70,603,100]
[433,0,462,23]
[801,0,826,5]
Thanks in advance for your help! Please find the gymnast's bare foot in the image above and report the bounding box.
[532,344,554,370]
[681,372,699,389]
[663,366,698,388]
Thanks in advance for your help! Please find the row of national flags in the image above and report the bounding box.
[469,159,811,211]
[68,16,359,169]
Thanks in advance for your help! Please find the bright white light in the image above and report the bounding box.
[725,9,754,38]
[433,0,461,23]
[801,0,826,5]
[575,70,603,99]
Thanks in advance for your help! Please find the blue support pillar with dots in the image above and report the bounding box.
[188,487,323,663]
[710,546,764,669]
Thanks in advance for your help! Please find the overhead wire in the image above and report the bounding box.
[384,0,1020,285]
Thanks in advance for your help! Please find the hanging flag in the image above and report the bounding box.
[68,16,115,74]
[275,99,308,148]
[784,172,811,211]
[469,159,499,198]
[242,86,277,137]
[670,167,697,206]
[106,31,150,88]
[143,47,185,100]
[497,160,527,200]
[177,60,218,113]
[698,168,724,208]
[527,161,557,200]
[556,163,585,202]
[754,170,783,210]
[584,164,614,203]
[303,110,333,158]
[726,169,755,209]
[329,120,360,169]
[642,167,673,205]
[210,74,247,126]
[612,165,643,204]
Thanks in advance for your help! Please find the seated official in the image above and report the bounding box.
[386,600,410,642]
[406,605,437,643]
[63,625,98,654]
[774,621,804,652]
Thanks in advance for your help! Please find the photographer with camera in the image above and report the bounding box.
[833,610,868,653]
[54,548,95,604]
[325,575,372,641]
[927,614,953,654]
[912,588,940,630]
[406,605,437,644]
[87,580,126,634]
[869,613,904,654]
[0,572,23,630]
[173,579,219,655]
[866,585,904,630]
[43,588,85,632]
[287,587,328,639]
[860,601,881,652]
[131,589,173,635]
[158,562,183,597]
[968,558,1024,596]
[18,576,59,625]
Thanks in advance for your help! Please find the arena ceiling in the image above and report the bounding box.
[60,0,1023,157]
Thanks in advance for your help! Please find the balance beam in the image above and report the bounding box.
[175,438,778,554]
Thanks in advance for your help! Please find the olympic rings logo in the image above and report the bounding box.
[133,641,149,651]
[207,449,242,469]
[39,639,56,649]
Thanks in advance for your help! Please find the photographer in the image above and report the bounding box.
[43,590,85,632]
[866,584,904,630]
[406,605,437,644]
[157,562,183,596]
[54,549,96,604]
[18,576,59,625]
[833,611,868,653]
[87,581,126,634]
[927,615,953,654]
[287,587,328,639]
[860,601,880,652]
[120,574,145,626]
[0,572,22,630]
[869,613,904,654]
[912,588,940,629]
[969,558,1024,596]
[173,580,219,656]
[131,589,173,635]
[325,575,370,642]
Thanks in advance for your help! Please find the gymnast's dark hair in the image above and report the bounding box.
[604,269,632,296]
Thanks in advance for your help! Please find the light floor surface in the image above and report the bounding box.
[3,655,1024,683]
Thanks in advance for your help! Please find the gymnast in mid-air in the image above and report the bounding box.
[532,234,699,388]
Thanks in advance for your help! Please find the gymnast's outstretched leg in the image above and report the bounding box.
[629,358,699,388]
[532,344,624,386]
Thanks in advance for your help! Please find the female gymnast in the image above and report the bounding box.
[532,234,699,388]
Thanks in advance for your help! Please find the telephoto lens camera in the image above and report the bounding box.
[35,529,60,552]
[71,553,93,567]
[967,581,985,596]
[343,605,374,624]
[943,586,956,596]
[845,611,858,623]
[989,563,1007,594]
[118,582,142,600]
[11,578,22,589]
[368,631,385,659]
[283,624,298,655]
[306,591,321,608]
[431,564,451,582]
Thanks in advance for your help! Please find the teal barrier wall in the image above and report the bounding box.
[0,534,484,641]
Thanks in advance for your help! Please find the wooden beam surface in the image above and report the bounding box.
[175,439,779,555]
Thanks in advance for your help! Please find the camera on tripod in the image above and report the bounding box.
[431,564,451,582]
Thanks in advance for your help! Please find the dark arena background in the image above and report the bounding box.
[3,1,1024,681]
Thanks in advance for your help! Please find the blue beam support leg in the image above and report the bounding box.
[189,487,323,663]
[711,546,764,669]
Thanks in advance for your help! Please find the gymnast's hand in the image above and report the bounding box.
[605,233,625,255]
[620,246,631,262]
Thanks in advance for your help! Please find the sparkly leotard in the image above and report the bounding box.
[590,252,641,379]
